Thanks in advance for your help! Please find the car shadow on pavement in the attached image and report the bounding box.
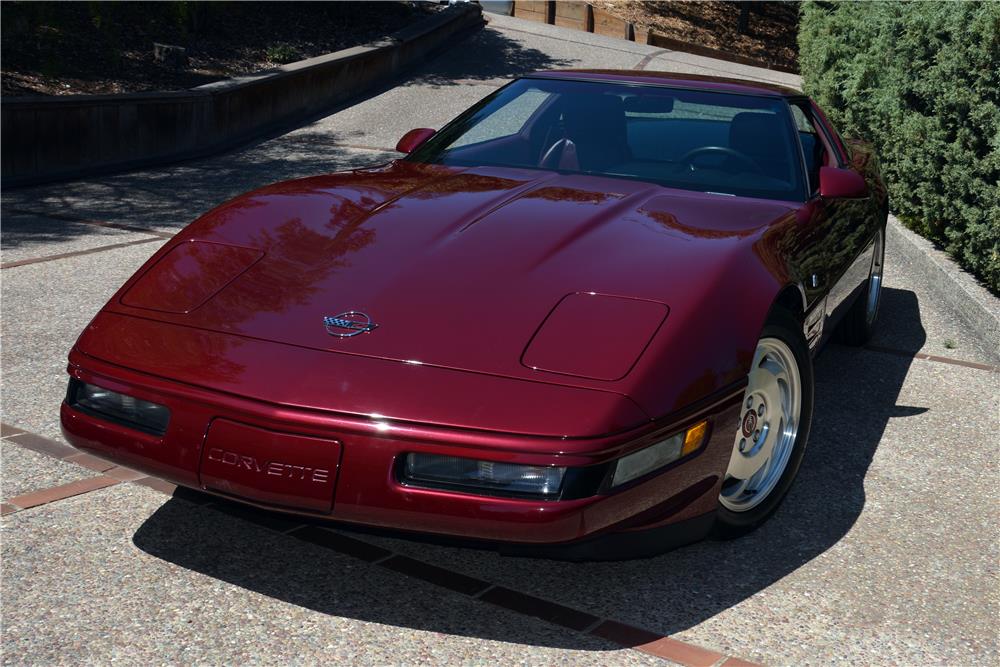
[133,287,926,649]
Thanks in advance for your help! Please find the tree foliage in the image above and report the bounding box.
[799,1,1000,293]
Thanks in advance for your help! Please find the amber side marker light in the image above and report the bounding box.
[682,420,709,456]
[611,420,710,487]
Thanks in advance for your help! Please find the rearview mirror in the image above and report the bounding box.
[396,128,436,154]
[819,166,867,199]
[623,95,675,114]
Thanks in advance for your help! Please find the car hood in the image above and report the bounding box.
[106,161,795,412]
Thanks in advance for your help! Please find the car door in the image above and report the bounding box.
[788,99,879,340]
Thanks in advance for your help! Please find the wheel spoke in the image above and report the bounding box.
[722,475,752,500]
[777,377,790,418]
[748,368,781,407]
[757,418,779,462]
[725,441,769,481]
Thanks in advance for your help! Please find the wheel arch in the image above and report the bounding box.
[769,283,807,321]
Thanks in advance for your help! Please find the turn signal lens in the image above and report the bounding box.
[612,433,683,487]
[612,420,709,487]
[682,420,709,456]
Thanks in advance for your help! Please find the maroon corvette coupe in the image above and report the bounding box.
[62,71,887,558]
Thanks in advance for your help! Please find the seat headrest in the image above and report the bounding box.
[730,112,793,181]
[562,94,626,137]
[558,94,630,170]
[729,112,786,156]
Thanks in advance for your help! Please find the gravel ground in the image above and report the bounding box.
[1,11,998,666]
[2,484,665,666]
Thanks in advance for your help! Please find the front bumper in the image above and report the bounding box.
[61,354,741,547]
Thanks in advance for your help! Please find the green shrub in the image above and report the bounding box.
[799,1,1000,294]
[265,43,301,64]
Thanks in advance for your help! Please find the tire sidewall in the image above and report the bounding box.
[865,226,887,332]
[838,224,886,346]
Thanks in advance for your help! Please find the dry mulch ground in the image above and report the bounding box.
[592,0,799,71]
[1,1,433,97]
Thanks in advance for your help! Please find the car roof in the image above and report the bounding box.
[526,69,803,98]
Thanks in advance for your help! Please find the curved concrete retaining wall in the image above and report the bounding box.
[1,4,484,188]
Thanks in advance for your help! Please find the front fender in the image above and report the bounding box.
[625,224,797,420]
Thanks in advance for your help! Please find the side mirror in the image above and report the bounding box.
[396,128,436,154]
[819,166,868,199]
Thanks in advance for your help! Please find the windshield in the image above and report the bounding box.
[407,77,807,201]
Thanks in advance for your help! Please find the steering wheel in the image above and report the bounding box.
[679,146,759,172]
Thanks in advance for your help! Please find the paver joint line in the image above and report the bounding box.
[636,49,671,70]
[0,422,27,438]
[7,431,78,459]
[1,502,23,516]
[337,143,397,153]
[6,207,176,238]
[1,236,164,269]
[472,584,496,599]
[719,657,765,667]
[479,585,600,632]
[864,344,1000,373]
[64,451,118,472]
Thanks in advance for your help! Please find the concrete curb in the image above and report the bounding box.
[1,4,484,188]
[887,215,1000,357]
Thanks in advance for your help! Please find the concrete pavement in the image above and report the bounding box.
[2,12,998,666]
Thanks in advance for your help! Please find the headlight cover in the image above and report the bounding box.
[402,453,566,498]
[68,379,170,436]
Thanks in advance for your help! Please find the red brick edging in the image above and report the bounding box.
[3,475,122,514]
[1,425,147,514]
[287,524,750,666]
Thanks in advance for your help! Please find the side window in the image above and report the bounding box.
[790,103,828,193]
[450,88,551,148]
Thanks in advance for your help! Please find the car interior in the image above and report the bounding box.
[427,83,815,200]
[791,102,835,194]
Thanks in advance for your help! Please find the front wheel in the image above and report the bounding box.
[715,308,814,538]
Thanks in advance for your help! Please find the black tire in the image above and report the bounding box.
[713,307,814,539]
[838,227,886,346]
